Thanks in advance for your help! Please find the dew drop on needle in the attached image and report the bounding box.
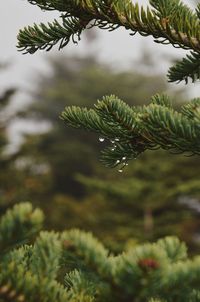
[99,137,105,142]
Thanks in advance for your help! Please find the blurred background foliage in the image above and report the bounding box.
[1,51,200,254]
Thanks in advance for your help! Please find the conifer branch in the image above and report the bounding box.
[0,203,43,254]
[0,205,200,302]
[17,17,90,54]
[18,0,200,52]
[18,0,200,82]
[0,233,68,302]
[181,98,200,121]
[64,270,98,302]
[61,95,200,168]
[60,233,200,300]
[30,231,62,279]
[168,51,200,83]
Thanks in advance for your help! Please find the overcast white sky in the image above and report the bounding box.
[1,0,153,91]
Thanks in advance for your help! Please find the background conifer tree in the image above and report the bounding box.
[0,67,25,211]
[77,150,200,251]
[14,54,200,252]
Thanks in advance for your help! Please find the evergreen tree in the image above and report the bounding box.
[0,71,24,211]
[2,0,199,300]
[76,150,200,251]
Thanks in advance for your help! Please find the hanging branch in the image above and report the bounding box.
[61,95,200,168]
[18,0,200,82]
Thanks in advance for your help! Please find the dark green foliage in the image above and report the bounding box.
[13,56,200,253]
[0,202,43,253]
[168,52,200,83]
[12,54,199,253]
[1,204,200,302]
[61,95,200,167]
[16,55,167,197]
[18,17,86,54]
[4,0,200,300]
[76,149,200,252]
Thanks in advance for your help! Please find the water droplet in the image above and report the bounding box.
[99,137,105,142]
[115,138,120,142]
[118,161,128,173]
[116,160,120,164]
[110,139,115,144]
[111,145,117,151]
[122,156,126,161]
